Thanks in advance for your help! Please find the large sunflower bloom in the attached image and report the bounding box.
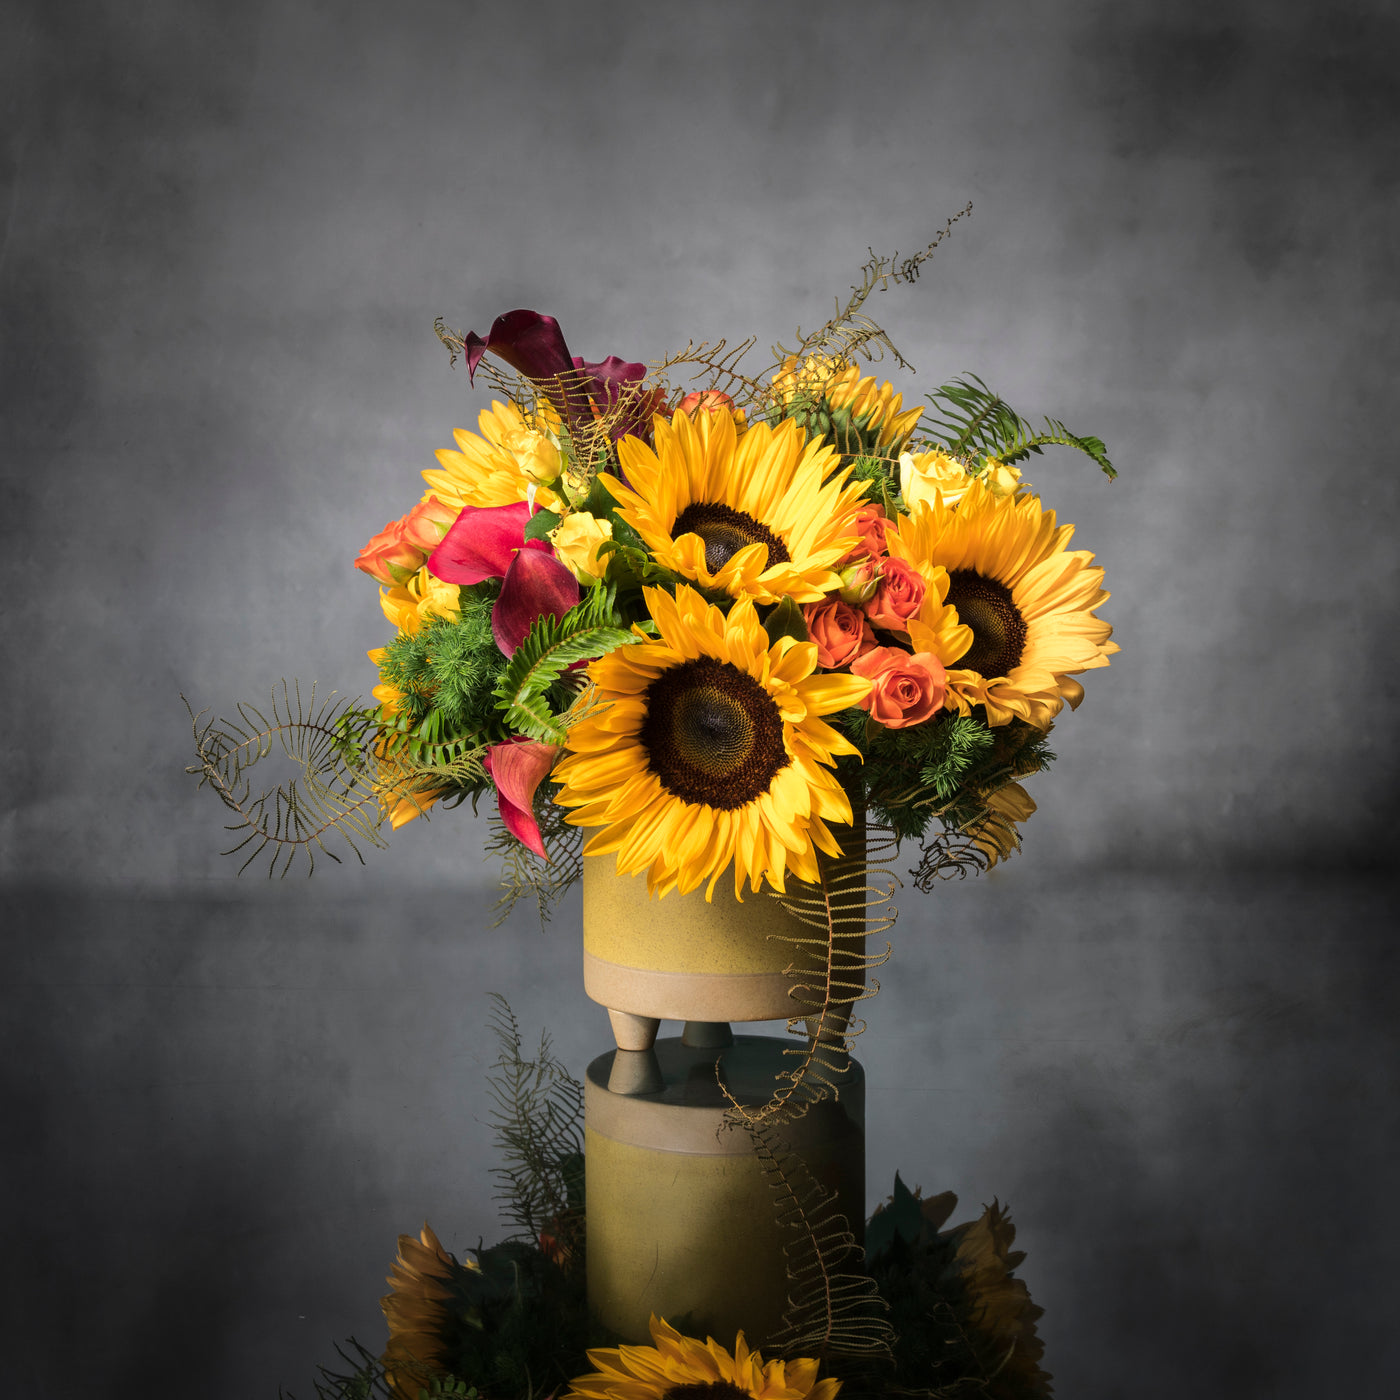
[380,1225,482,1399]
[553,585,870,899]
[604,411,866,605]
[772,353,924,460]
[565,1314,841,1400]
[887,480,1117,727]
[421,399,565,512]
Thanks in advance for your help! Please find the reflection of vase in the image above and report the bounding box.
[583,796,867,1050]
[584,1036,865,1346]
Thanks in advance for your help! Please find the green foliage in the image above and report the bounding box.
[762,595,809,646]
[839,709,1054,847]
[377,588,508,753]
[485,995,586,1259]
[484,791,584,930]
[492,588,638,744]
[923,374,1115,480]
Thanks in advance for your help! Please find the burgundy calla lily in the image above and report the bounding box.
[484,738,560,859]
[462,309,655,444]
[427,501,548,586]
[492,548,579,657]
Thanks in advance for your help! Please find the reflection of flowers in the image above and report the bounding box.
[380,1225,481,1398]
[565,1314,841,1400]
[867,1176,1051,1400]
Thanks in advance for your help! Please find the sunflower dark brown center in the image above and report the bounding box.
[664,1385,753,1400]
[641,656,789,809]
[946,569,1027,677]
[673,501,791,575]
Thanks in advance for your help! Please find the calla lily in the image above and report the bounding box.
[462,309,654,443]
[426,500,579,658]
[491,547,579,657]
[427,501,547,585]
[484,738,560,859]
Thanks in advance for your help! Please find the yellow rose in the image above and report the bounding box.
[900,448,972,509]
[377,565,461,635]
[501,425,563,486]
[981,457,1023,497]
[549,511,613,583]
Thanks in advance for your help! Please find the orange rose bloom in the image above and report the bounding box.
[850,645,947,728]
[355,496,458,585]
[802,598,876,668]
[841,503,891,564]
[863,556,926,632]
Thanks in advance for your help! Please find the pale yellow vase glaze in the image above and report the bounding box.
[582,803,867,1037]
[584,1037,865,1347]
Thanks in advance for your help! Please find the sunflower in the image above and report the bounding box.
[604,410,866,605]
[887,480,1117,728]
[565,1314,841,1400]
[552,585,869,899]
[421,399,565,512]
[771,353,924,460]
[380,1225,482,1399]
[965,778,1037,869]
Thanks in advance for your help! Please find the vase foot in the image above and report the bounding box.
[607,1008,661,1052]
[681,1020,733,1048]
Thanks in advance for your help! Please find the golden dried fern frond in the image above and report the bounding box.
[185,684,407,876]
[727,825,899,1127]
[736,1116,895,1363]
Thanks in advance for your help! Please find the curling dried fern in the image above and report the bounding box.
[185,684,398,876]
[736,1116,894,1364]
[770,204,974,382]
[727,826,898,1127]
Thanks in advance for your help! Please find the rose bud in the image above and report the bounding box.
[837,559,881,606]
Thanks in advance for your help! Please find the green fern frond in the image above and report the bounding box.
[493,598,638,744]
[484,995,585,1256]
[924,375,1115,480]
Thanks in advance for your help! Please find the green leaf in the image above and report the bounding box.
[762,595,808,646]
[523,508,560,543]
[866,1171,926,1265]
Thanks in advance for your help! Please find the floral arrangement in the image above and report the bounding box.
[189,226,1117,910]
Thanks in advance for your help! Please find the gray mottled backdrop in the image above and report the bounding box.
[2,1,1396,1396]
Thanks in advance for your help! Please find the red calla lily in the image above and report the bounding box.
[492,548,579,657]
[426,501,579,658]
[484,739,560,859]
[427,501,548,585]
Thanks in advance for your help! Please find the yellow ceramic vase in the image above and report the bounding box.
[582,799,867,1050]
[584,1036,865,1346]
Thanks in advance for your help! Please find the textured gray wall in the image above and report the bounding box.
[2,1,1396,1396]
